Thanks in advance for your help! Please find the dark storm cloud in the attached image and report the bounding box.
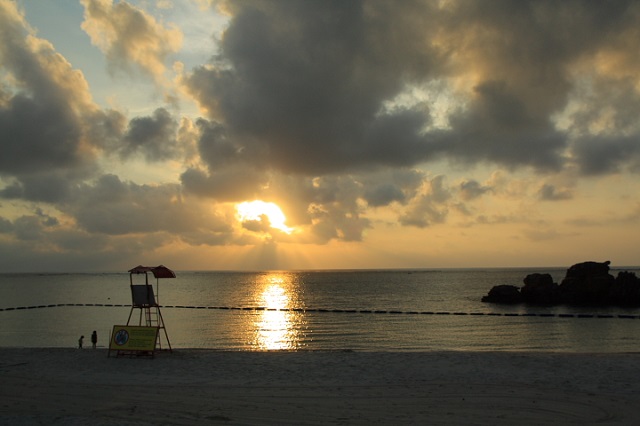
[572,136,640,176]
[186,0,442,174]
[0,173,74,203]
[459,180,491,201]
[0,216,12,233]
[121,108,180,161]
[0,2,103,203]
[363,184,405,208]
[180,166,267,201]
[65,174,230,236]
[4,208,58,242]
[176,118,272,201]
[0,16,91,182]
[194,118,248,167]
[440,81,566,171]
[86,108,128,153]
[362,169,426,207]
[0,216,182,272]
[538,183,573,201]
[0,93,84,175]
[185,0,640,177]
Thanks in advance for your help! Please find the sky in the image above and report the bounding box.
[1,0,640,272]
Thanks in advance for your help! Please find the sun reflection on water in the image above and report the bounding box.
[252,273,305,350]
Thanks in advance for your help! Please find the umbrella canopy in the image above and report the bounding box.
[128,265,176,279]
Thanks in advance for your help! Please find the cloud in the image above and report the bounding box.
[3,0,640,270]
[363,183,405,208]
[358,169,424,208]
[0,1,189,206]
[175,0,640,248]
[80,0,183,86]
[0,93,84,175]
[399,175,450,228]
[459,179,492,201]
[440,80,567,171]
[538,183,573,201]
[180,166,267,202]
[308,203,371,243]
[193,118,251,168]
[564,69,640,175]
[64,174,231,237]
[0,1,97,178]
[0,214,178,272]
[181,0,640,181]
[0,1,129,208]
[184,1,444,175]
[304,175,372,242]
[121,107,180,161]
[571,135,640,175]
[523,228,578,242]
[240,214,272,234]
[0,172,75,203]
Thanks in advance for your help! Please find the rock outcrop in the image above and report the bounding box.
[481,284,523,304]
[557,261,614,305]
[521,273,557,305]
[482,261,640,306]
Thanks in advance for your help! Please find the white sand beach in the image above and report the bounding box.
[1,348,639,425]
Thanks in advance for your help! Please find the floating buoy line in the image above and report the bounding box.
[1,303,639,319]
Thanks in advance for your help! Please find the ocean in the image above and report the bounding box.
[2,267,640,352]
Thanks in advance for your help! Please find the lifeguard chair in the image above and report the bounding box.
[126,265,175,351]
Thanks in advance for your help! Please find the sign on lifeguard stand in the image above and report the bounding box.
[124,265,175,352]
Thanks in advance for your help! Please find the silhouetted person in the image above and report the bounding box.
[78,335,84,349]
[91,330,97,349]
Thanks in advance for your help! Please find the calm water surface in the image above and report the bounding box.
[1,268,640,352]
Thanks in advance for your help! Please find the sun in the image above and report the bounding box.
[236,200,294,234]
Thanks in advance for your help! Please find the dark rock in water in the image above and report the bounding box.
[558,274,614,305]
[521,273,558,305]
[481,284,523,304]
[482,260,640,307]
[565,260,610,280]
[609,271,640,306]
[558,261,614,305]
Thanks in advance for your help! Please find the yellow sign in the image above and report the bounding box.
[109,325,158,352]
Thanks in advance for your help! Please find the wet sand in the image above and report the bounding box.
[1,348,639,425]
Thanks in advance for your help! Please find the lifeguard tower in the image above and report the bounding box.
[126,265,175,351]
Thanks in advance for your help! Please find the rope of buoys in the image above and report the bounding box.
[0,303,639,319]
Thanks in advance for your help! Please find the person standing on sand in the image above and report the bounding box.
[91,331,97,349]
[78,335,84,349]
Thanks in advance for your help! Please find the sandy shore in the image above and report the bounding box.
[1,348,639,425]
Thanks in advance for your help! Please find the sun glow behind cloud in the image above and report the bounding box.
[236,200,294,235]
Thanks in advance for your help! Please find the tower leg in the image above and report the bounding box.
[156,307,172,352]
